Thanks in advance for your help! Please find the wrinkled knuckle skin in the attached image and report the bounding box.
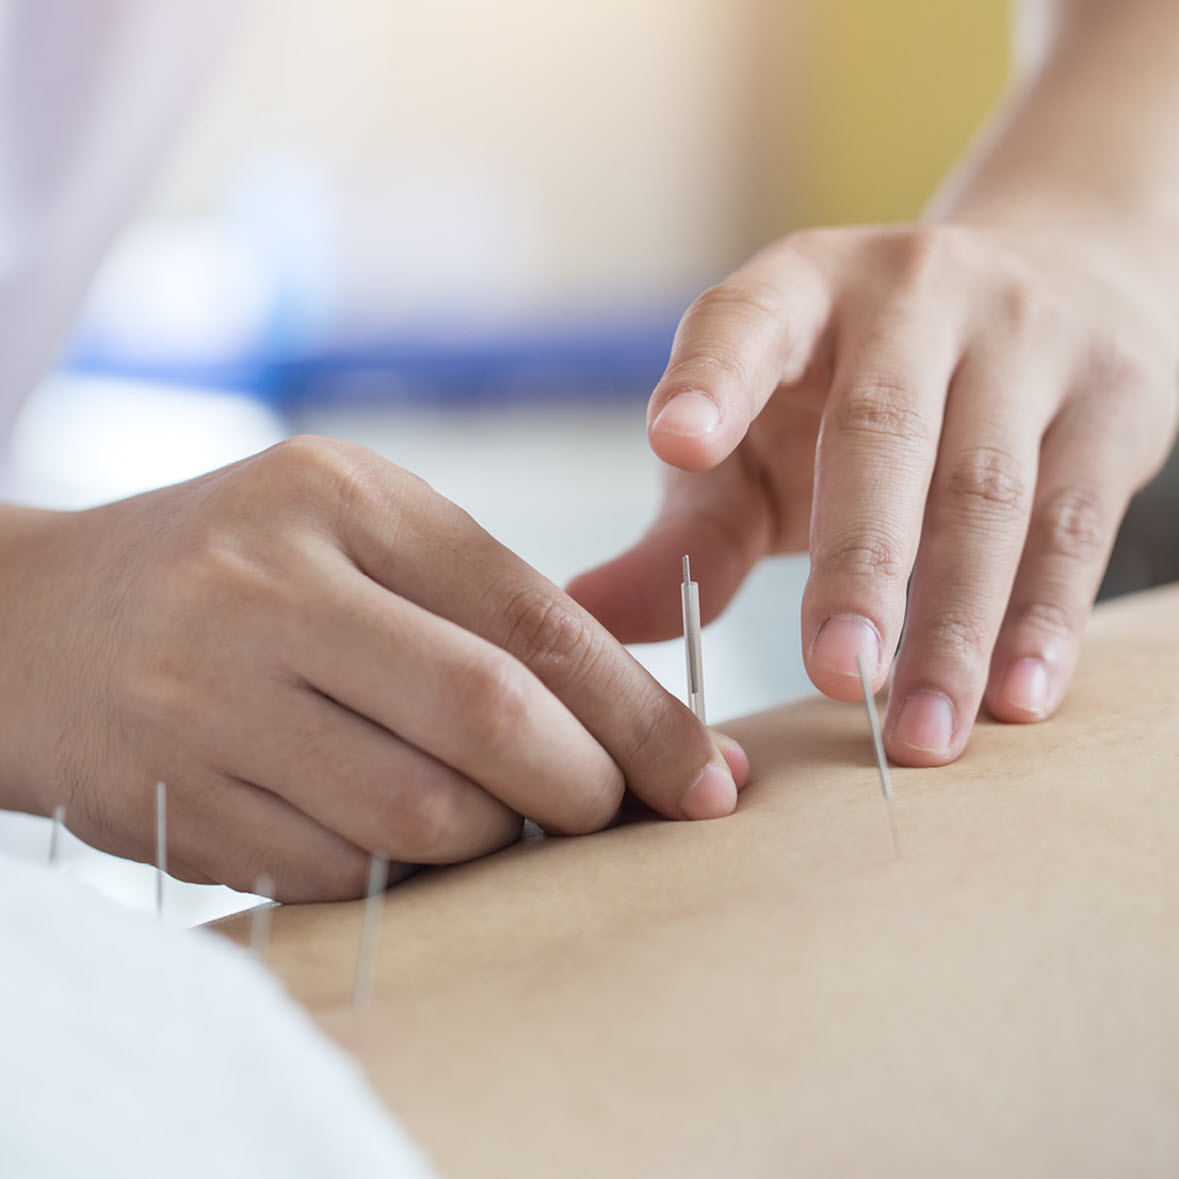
[1006,597,1078,645]
[665,280,786,388]
[917,612,989,663]
[503,588,601,685]
[689,278,785,327]
[945,446,1029,519]
[817,531,908,584]
[1037,486,1107,562]
[664,340,752,391]
[836,380,931,445]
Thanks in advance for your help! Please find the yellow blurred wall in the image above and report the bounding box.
[139,1,1015,312]
[771,0,1012,231]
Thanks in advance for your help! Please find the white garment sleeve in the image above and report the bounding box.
[0,852,440,1177]
[0,0,240,449]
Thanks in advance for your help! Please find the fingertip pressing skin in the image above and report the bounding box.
[992,656,1052,722]
[678,760,739,821]
[713,732,751,789]
[887,688,958,766]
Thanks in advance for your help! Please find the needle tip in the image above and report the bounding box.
[682,554,691,583]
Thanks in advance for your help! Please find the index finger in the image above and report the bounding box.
[341,463,742,823]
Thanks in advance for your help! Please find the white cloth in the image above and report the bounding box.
[0,851,439,1177]
[0,0,236,450]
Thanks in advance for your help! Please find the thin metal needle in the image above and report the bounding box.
[155,781,167,917]
[250,875,275,963]
[681,555,706,723]
[352,855,390,1013]
[856,653,900,857]
[48,804,65,865]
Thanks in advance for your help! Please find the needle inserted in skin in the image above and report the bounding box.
[856,654,900,857]
[155,781,167,917]
[250,875,275,963]
[681,555,706,723]
[352,856,390,1013]
[48,804,65,865]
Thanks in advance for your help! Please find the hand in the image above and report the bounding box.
[0,437,746,900]
[569,224,1179,765]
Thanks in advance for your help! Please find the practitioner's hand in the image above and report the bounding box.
[569,224,1179,765]
[0,438,746,900]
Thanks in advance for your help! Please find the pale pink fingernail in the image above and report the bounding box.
[812,614,881,679]
[894,690,954,756]
[999,657,1049,719]
[679,761,738,820]
[712,733,751,789]
[651,391,722,438]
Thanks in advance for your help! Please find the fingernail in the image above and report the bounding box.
[999,657,1049,718]
[894,690,955,756]
[679,761,738,820]
[712,733,751,789]
[651,391,722,438]
[812,614,881,679]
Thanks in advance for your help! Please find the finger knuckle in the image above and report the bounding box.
[1088,330,1157,394]
[836,378,933,445]
[386,785,456,861]
[1083,336,1176,468]
[667,280,786,388]
[891,224,967,291]
[993,268,1059,338]
[689,278,785,328]
[918,611,990,662]
[1005,596,1079,644]
[503,588,602,685]
[452,652,532,751]
[817,529,908,583]
[945,445,1030,518]
[260,435,380,513]
[265,433,353,481]
[1037,485,1107,561]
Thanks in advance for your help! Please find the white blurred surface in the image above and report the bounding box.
[0,380,812,925]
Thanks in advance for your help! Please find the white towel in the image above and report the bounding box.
[0,852,440,1178]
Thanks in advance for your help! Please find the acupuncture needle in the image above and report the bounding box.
[681,555,706,723]
[855,653,900,857]
[155,781,167,918]
[48,804,65,865]
[352,855,390,1013]
[250,875,275,963]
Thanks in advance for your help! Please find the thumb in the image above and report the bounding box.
[647,244,830,473]
[567,465,772,643]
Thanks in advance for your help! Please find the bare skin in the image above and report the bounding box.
[570,0,1179,767]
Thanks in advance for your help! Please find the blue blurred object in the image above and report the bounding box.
[67,310,683,411]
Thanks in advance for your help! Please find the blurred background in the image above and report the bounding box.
[17,0,1168,922]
